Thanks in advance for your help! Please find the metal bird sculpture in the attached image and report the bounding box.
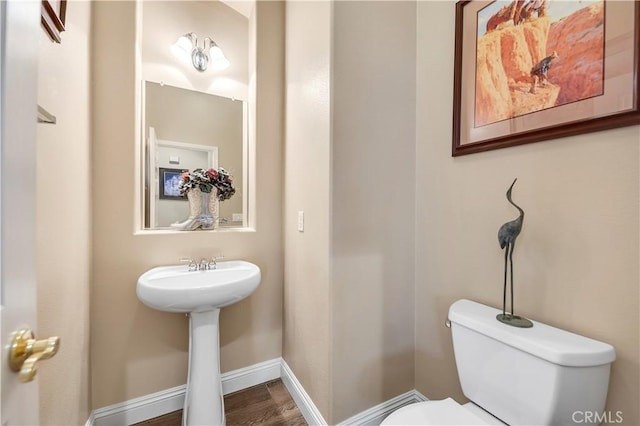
[497,179,533,328]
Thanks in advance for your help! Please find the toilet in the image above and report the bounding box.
[382,299,616,425]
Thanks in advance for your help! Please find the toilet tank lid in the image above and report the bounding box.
[448,299,616,367]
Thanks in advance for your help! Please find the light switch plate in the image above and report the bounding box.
[297,211,304,232]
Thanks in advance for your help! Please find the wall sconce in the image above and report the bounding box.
[171,32,230,72]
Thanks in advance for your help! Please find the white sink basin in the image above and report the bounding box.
[136,260,261,425]
[137,260,261,313]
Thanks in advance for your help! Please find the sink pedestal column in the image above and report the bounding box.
[183,309,225,426]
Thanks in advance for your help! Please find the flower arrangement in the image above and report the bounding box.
[178,168,236,201]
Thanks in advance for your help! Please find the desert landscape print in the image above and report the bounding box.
[475,0,605,127]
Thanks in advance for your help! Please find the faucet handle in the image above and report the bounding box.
[199,258,210,270]
[209,255,225,269]
[179,257,197,271]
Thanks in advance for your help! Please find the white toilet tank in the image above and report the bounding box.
[449,300,615,425]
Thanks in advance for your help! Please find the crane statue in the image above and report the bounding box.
[497,179,533,328]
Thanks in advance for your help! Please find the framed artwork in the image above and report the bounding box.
[41,0,67,43]
[452,0,640,156]
[159,168,188,200]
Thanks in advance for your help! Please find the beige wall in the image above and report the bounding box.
[415,2,640,425]
[330,1,416,422]
[90,0,284,409]
[283,0,333,420]
[36,0,92,424]
[284,2,417,423]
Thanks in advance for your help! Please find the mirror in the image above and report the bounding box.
[140,0,252,230]
[144,82,246,228]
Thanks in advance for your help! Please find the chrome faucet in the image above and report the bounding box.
[180,256,224,271]
[209,255,225,270]
[199,258,210,271]
[179,257,198,271]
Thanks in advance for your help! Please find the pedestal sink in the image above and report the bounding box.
[137,260,261,426]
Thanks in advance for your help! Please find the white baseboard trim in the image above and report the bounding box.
[92,384,186,426]
[85,411,95,426]
[221,357,282,395]
[337,390,428,426]
[87,357,427,426]
[280,359,328,425]
[413,389,428,402]
[89,357,281,426]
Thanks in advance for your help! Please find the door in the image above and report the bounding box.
[1,1,43,424]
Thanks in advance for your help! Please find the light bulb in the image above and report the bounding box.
[176,34,194,52]
[171,33,195,64]
[209,45,224,62]
[209,44,230,70]
[210,56,230,71]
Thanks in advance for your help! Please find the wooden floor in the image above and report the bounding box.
[134,379,307,426]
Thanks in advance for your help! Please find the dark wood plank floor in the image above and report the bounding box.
[134,379,307,426]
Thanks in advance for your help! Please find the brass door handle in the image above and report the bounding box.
[9,328,60,383]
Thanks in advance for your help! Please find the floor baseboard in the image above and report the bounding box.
[89,358,281,426]
[220,357,282,395]
[87,357,426,426]
[337,390,428,426]
[280,359,328,425]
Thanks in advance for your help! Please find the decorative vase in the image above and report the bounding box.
[201,188,219,230]
[171,188,219,231]
[171,188,203,231]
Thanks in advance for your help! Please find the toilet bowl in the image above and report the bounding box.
[382,299,615,426]
[382,398,503,425]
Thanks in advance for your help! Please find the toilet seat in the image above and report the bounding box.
[381,398,490,425]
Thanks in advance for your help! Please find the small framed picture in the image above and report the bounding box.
[159,168,188,200]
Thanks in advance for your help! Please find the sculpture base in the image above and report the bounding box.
[496,313,533,328]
